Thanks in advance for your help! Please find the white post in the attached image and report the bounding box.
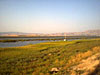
[64,33,66,41]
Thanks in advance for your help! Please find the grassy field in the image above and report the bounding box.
[0,39,100,75]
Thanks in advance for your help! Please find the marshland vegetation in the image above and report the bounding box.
[0,38,100,75]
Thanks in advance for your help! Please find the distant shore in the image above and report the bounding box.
[0,38,62,42]
[0,36,100,42]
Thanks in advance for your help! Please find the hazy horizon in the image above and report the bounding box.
[0,0,100,33]
[0,28,100,34]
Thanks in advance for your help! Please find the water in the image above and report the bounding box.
[0,39,80,48]
[1,36,96,48]
[0,41,49,48]
[0,36,99,48]
[0,37,82,48]
[0,37,63,47]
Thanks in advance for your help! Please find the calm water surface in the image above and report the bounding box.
[0,36,98,47]
[0,37,62,47]
[0,39,80,48]
[0,37,81,48]
[0,41,49,48]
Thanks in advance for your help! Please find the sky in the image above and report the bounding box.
[0,0,100,33]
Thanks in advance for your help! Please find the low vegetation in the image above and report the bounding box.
[0,39,100,75]
[0,36,100,42]
[0,38,62,42]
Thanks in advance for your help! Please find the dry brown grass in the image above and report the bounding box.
[68,46,100,75]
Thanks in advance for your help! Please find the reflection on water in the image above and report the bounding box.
[0,41,49,48]
[0,39,80,48]
[0,37,81,48]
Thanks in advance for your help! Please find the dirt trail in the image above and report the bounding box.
[71,53,100,75]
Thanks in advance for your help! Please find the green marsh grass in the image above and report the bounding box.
[0,39,100,75]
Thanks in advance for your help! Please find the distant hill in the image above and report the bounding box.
[0,29,100,36]
[84,30,100,36]
[64,29,100,36]
[0,32,40,36]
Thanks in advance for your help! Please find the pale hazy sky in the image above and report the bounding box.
[0,0,100,33]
